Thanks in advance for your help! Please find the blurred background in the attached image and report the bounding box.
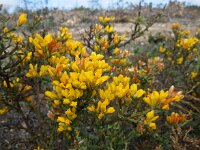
[0,0,200,43]
[1,0,200,13]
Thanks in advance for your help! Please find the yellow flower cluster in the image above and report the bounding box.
[148,57,164,71]
[143,86,184,110]
[11,33,23,43]
[3,29,23,44]
[65,40,87,57]
[105,25,114,33]
[94,24,103,32]
[49,56,69,70]
[27,28,79,58]
[20,51,32,62]
[92,17,125,53]
[109,75,145,100]
[30,31,83,59]
[29,33,53,58]
[87,74,145,119]
[144,110,159,130]
[87,99,115,119]
[109,48,130,66]
[1,28,33,64]
[56,109,76,132]
[3,78,33,102]
[110,58,126,65]
[166,112,186,124]
[94,37,109,51]
[58,27,72,40]
[98,16,115,24]
[177,37,199,51]
[44,52,111,132]
[26,55,70,78]
[113,34,125,45]
[3,78,20,88]
[26,64,38,77]
[178,30,190,38]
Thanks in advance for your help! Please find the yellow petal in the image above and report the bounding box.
[135,89,145,98]
[106,107,115,114]
[87,105,95,112]
[17,13,27,26]
[146,110,154,120]
[63,98,70,104]
[44,34,53,43]
[149,123,156,130]
[45,91,58,99]
[70,101,77,107]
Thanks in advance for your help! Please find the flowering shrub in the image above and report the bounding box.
[0,12,199,149]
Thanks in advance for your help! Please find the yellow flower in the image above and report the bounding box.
[177,37,199,51]
[106,107,115,114]
[171,23,181,30]
[87,105,95,112]
[71,62,80,72]
[70,101,77,107]
[3,80,8,88]
[98,16,115,23]
[114,48,120,55]
[45,91,58,100]
[98,16,103,22]
[63,98,70,104]
[29,33,53,58]
[135,89,145,98]
[17,13,27,26]
[59,27,72,40]
[25,95,33,102]
[3,27,9,33]
[113,34,120,45]
[159,47,166,53]
[11,33,23,43]
[144,110,159,130]
[0,107,9,115]
[65,108,77,120]
[166,112,186,124]
[54,100,60,106]
[94,24,103,32]
[177,57,183,65]
[25,52,32,62]
[168,86,184,102]
[90,52,104,60]
[119,59,126,65]
[99,89,115,101]
[98,113,104,119]
[105,25,114,33]
[130,84,145,98]
[191,72,198,79]
[26,64,38,77]
[143,91,160,107]
[19,85,32,91]
[39,65,48,76]
[57,116,72,132]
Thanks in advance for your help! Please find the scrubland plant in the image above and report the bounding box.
[148,23,200,116]
[0,9,199,150]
